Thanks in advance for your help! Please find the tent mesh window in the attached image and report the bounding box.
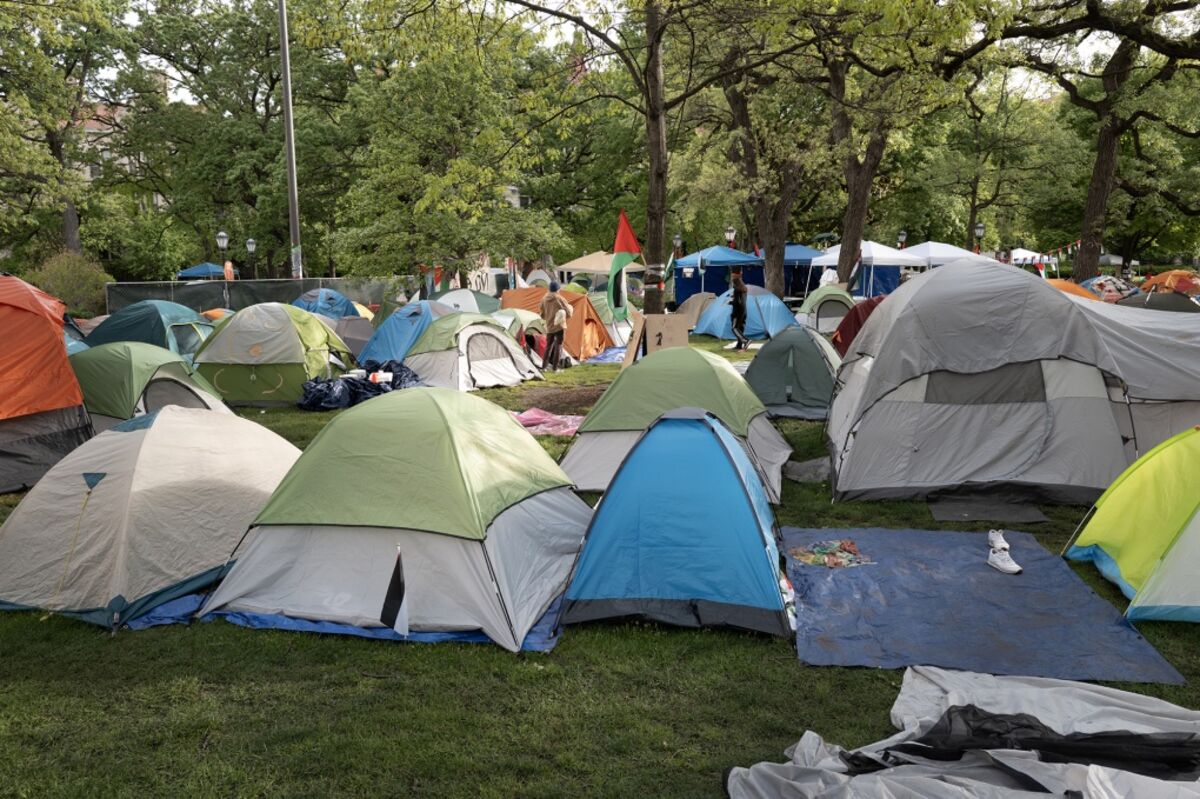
[924,362,1046,405]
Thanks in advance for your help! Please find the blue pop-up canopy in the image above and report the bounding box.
[782,243,823,265]
[675,246,763,269]
[177,262,232,280]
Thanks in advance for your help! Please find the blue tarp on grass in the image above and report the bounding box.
[784,527,1183,684]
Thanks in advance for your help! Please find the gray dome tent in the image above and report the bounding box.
[745,327,841,420]
[829,262,1200,503]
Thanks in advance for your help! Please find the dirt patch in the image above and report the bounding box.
[519,384,607,415]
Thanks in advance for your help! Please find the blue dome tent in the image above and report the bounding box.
[358,301,454,364]
[694,285,797,340]
[562,409,790,636]
[86,300,213,360]
[293,288,359,319]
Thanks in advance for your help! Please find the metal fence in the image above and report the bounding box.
[105,276,413,314]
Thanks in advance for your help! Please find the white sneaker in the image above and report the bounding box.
[988,547,1022,575]
[987,530,1010,551]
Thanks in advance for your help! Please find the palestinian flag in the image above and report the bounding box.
[608,210,641,322]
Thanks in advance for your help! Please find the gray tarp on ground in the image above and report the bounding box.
[844,262,1200,410]
[726,666,1200,799]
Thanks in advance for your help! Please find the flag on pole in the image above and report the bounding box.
[608,210,641,322]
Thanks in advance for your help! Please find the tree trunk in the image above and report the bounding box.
[836,128,888,283]
[1073,39,1138,282]
[1074,119,1122,282]
[63,199,82,253]
[641,0,668,314]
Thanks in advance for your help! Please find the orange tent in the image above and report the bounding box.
[0,275,84,420]
[1047,279,1099,301]
[0,275,92,492]
[501,287,614,362]
[1141,270,1200,296]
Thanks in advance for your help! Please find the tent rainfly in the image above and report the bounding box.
[694,285,798,341]
[200,388,593,652]
[798,285,855,334]
[745,327,841,419]
[500,287,614,362]
[402,312,541,390]
[86,300,214,360]
[563,409,791,636]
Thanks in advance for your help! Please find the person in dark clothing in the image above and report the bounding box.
[730,269,749,350]
[540,281,571,371]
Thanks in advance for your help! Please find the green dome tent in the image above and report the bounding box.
[430,288,501,314]
[404,312,540,390]
[69,341,228,431]
[1067,426,1200,621]
[798,286,854,334]
[193,303,353,406]
[560,347,791,500]
[744,327,841,420]
[85,300,214,360]
[200,388,593,652]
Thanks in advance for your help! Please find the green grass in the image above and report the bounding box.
[2,342,1199,796]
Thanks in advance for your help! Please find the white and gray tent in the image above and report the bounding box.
[0,407,299,628]
[829,262,1200,502]
[200,389,591,652]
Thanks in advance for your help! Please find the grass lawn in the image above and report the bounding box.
[2,336,1198,797]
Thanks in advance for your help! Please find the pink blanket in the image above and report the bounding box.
[513,407,583,437]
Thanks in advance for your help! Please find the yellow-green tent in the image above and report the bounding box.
[1066,426,1200,621]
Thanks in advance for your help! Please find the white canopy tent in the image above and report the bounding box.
[811,241,927,269]
[556,251,646,276]
[1009,247,1059,265]
[904,241,995,268]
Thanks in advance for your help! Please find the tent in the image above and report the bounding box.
[0,275,93,493]
[560,347,791,500]
[673,246,764,304]
[63,320,89,355]
[524,268,553,287]
[903,241,992,268]
[333,316,375,358]
[492,308,546,337]
[193,303,353,406]
[829,262,1200,502]
[0,407,299,629]
[586,291,639,346]
[782,243,828,296]
[745,327,840,419]
[694,285,797,340]
[74,315,107,335]
[430,288,500,314]
[70,342,229,431]
[1066,427,1200,622]
[674,291,716,330]
[199,388,593,652]
[797,285,854,334]
[1047,278,1099,301]
[352,302,374,321]
[557,250,646,277]
[563,409,790,636]
[1009,247,1058,265]
[1117,290,1199,313]
[292,287,360,319]
[1142,269,1200,296]
[359,300,454,364]
[500,287,614,362]
[86,300,214,360]
[811,242,925,297]
[178,262,235,280]
[403,312,541,390]
[830,295,884,357]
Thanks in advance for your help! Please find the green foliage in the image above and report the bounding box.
[23,251,114,316]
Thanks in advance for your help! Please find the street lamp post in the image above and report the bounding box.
[974,222,985,254]
[278,0,303,278]
[672,232,682,258]
[897,229,907,249]
[216,230,228,267]
[246,238,257,279]
[724,225,736,249]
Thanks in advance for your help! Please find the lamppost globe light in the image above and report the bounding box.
[216,230,229,251]
[898,229,907,248]
[974,222,985,239]
[246,238,256,254]
[724,226,736,244]
[672,233,682,249]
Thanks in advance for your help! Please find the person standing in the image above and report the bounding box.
[540,281,572,371]
[730,269,749,350]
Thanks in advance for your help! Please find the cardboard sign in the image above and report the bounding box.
[621,313,690,369]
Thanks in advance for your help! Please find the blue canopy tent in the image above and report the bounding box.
[358,300,452,364]
[673,246,763,304]
[293,287,360,319]
[694,285,798,340]
[178,262,235,280]
[783,243,825,297]
[563,409,791,636]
